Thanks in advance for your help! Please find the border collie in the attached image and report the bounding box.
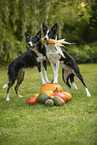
[3,31,50,101]
[43,23,91,96]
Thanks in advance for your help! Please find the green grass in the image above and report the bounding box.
[0,64,97,145]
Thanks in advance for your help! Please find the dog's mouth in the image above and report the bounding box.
[29,45,35,50]
[44,37,50,45]
[44,36,50,41]
[29,46,33,50]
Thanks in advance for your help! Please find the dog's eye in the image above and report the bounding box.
[44,32,47,35]
[31,38,34,42]
[48,33,52,37]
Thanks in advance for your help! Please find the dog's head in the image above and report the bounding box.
[25,31,41,49]
[43,23,57,41]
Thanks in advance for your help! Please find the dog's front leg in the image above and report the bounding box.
[49,60,58,84]
[37,62,46,85]
[43,60,50,83]
[54,61,59,84]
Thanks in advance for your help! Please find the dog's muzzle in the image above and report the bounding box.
[44,35,50,41]
[44,37,48,41]
[28,41,35,49]
[28,41,33,47]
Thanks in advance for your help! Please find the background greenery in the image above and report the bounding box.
[0,0,97,66]
[0,64,97,145]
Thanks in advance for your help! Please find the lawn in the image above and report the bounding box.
[0,64,97,145]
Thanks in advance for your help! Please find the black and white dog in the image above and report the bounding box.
[43,23,91,96]
[43,23,59,84]
[3,31,50,101]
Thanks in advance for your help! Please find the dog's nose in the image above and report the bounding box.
[28,42,31,47]
[44,37,47,41]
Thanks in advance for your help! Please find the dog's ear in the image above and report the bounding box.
[36,31,41,40]
[43,23,47,33]
[25,33,31,41]
[51,23,57,33]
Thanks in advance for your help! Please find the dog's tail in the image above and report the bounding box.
[3,84,8,89]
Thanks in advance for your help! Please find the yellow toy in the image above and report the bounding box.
[41,38,75,45]
[41,38,55,44]
[41,38,75,58]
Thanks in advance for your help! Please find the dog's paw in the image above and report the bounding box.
[42,81,46,86]
[46,80,51,84]
[6,98,10,101]
[18,95,23,98]
[85,88,91,97]
[72,82,78,90]
[53,80,58,84]
[87,92,91,97]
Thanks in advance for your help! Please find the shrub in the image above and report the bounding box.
[66,42,97,63]
[0,24,25,66]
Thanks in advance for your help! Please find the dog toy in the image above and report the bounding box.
[41,38,75,45]
[41,38,75,58]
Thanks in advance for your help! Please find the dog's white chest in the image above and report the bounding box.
[46,44,60,64]
[32,48,46,62]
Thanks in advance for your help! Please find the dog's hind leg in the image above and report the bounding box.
[72,64,91,96]
[62,69,71,92]
[76,73,91,96]
[70,73,78,90]
[6,80,15,101]
[15,69,25,98]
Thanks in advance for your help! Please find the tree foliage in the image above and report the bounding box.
[0,0,97,65]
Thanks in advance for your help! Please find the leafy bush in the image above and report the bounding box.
[66,42,97,63]
[0,24,25,66]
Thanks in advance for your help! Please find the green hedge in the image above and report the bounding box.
[0,24,25,66]
[66,42,97,63]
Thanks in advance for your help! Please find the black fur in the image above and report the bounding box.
[3,31,49,101]
[60,47,87,89]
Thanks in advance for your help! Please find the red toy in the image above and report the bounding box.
[27,97,37,105]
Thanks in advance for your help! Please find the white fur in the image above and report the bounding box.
[32,47,46,62]
[72,82,78,90]
[6,98,10,101]
[18,95,23,98]
[44,30,50,40]
[40,71,46,85]
[6,91,10,101]
[3,84,8,89]
[28,41,33,47]
[44,29,60,83]
[85,87,91,97]
[44,70,50,83]
[67,87,70,92]
[45,43,60,83]
[32,47,50,84]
